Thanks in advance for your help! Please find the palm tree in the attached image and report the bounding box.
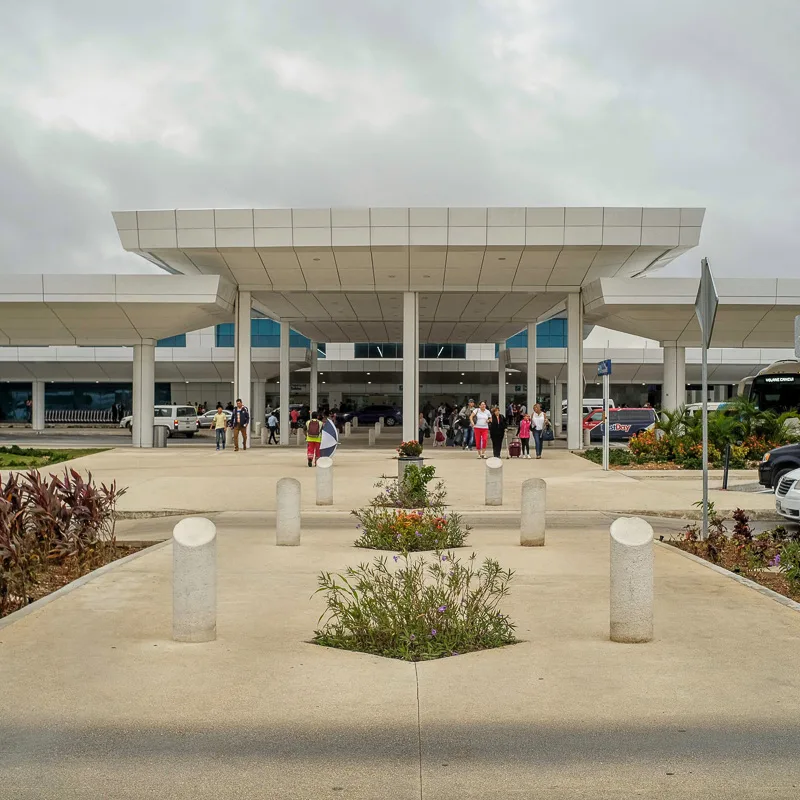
[655,405,689,437]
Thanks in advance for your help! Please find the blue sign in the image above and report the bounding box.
[597,359,612,376]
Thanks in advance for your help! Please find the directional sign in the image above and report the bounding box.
[597,359,612,377]
[695,258,719,348]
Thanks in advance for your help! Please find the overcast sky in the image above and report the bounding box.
[1,0,798,277]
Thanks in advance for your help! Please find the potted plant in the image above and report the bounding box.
[397,439,424,480]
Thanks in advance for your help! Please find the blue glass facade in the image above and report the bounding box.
[215,320,323,353]
[505,319,568,349]
[157,334,187,347]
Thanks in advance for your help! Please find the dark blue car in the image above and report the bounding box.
[588,408,657,442]
[341,404,402,427]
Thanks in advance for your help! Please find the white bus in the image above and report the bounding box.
[748,360,800,415]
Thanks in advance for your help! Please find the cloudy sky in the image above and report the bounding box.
[1,0,797,277]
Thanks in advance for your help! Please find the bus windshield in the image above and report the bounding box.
[750,375,800,415]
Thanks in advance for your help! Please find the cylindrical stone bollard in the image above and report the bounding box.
[172,517,217,643]
[295,428,304,446]
[316,456,333,506]
[485,457,503,506]
[379,416,385,426]
[253,421,262,437]
[261,427,268,445]
[583,427,592,448]
[276,477,301,545]
[225,428,233,448]
[374,421,381,439]
[520,478,546,546]
[610,517,654,643]
[344,421,351,438]
[352,417,359,429]
[368,428,375,446]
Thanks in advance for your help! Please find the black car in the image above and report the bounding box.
[340,405,402,427]
[588,408,657,442]
[759,443,800,490]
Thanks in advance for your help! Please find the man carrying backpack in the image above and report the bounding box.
[305,411,323,467]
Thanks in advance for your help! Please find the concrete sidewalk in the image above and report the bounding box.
[2,512,800,798]
[29,444,778,519]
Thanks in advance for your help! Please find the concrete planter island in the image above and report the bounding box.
[397,457,425,481]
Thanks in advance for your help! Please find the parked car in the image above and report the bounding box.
[340,405,402,427]
[197,409,232,429]
[774,467,800,522]
[584,407,657,442]
[759,443,800,490]
[119,405,198,438]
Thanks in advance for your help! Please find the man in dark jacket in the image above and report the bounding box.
[230,398,250,452]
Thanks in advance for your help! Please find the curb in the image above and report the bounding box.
[0,540,171,631]
[655,539,800,613]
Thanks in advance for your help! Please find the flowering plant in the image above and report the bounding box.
[353,506,468,552]
[397,440,423,458]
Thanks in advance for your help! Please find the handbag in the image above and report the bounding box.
[542,423,554,442]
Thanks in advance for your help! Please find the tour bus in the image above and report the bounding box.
[748,360,800,416]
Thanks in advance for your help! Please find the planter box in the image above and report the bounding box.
[398,457,424,481]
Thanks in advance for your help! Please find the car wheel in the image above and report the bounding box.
[772,467,794,490]
[385,417,397,427]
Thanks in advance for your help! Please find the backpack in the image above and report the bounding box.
[307,419,321,437]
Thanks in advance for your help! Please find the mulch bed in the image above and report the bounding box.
[668,541,800,603]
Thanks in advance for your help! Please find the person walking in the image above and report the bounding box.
[290,407,300,430]
[470,401,492,459]
[230,398,250,452]
[267,410,279,444]
[305,411,323,467]
[489,405,508,459]
[459,399,476,450]
[418,412,430,449]
[432,411,445,447]
[212,404,228,451]
[531,403,547,459]
[518,412,532,458]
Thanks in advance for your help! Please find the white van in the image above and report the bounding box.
[120,405,198,438]
[561,398,614,431]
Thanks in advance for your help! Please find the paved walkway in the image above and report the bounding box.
[1,512,799,798]
[29,442,779,518]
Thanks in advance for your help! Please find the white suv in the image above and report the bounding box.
[120,405,198,438]
[775,467,800,523]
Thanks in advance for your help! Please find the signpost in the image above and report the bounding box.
[597,359,612,471]
[695,258,719,540]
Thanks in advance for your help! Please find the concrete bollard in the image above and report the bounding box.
[352,417,359,429]
[253,421,262,437]
[368,428,376,446]
[295,428,304,446]
[225,428,233,448]
[172,517,217,643]
[609,517,654,643]
[316,456,333,506]
[261,427,268,445]
[379,416,385,426]
[344,421,351,438]
[374,421,381,439]
[520,478,546,546]
[583,427,592,448]
[485,457,503,506]
[276,477,301,546]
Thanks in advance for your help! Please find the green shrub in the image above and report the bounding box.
[353,506,468,552]
[580,448,635,466]
[313,550,517,661]
[371,464,446,509]
[778,541,800,590]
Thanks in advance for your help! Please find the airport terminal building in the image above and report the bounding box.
[1,206,797,448]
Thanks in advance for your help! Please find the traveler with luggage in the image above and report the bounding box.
[518,413,532,458]
[531,403,548,459]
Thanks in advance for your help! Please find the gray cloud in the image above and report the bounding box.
[0,0,797,277]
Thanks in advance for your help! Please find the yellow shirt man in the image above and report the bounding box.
[213,412,228,429]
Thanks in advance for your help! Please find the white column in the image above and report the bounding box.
[526,322,537,412]
[172,517,217,643]
[402,291,419,442]
[31,380,45,431]
[309,342,319,412]
[132,339,155,448]
[554,380,564,434]
[567,292,584,450]
[252,379,266,433]
[279,320,290,447]
[498,341,507,413]
[234,290,252,414]
[662,343,686,412]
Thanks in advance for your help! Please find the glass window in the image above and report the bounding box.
[419,344,466,358]
[354,343,403,358]
[216,321,320,350]
[177,407,196,417]
[0,384,32,422]
[157,334,186,347]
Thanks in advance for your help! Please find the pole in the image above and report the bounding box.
[602,372,610,471]
[701,338,709,540]
[722,443,731,491]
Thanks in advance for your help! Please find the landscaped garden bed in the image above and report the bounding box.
[580,397,799,470]
[0,445,105,469]
[1,468,128,618]
[666,504,800,603]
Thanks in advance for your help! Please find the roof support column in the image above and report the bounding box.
[553,380,564,435]
[31,380,45,432]
[252,380,266,435]
[132,339,155,448]
[498,341,507,415]
[279,321,290,447]
[234,291,252,445]
[567,292,584,450]
[662,343,686,413]
[309,342,319,412]
[526,322,537,413]
[402,291,419,443]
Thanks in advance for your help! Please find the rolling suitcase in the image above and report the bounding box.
[508,437,522,458]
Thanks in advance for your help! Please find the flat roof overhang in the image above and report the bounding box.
[113,206,704,343]
[583,278,800,348]
[0,275,236,346]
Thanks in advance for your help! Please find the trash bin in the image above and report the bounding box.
[153,425,168,448]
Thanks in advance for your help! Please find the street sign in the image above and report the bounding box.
[597,359,612,377]
[695,257,719,349]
